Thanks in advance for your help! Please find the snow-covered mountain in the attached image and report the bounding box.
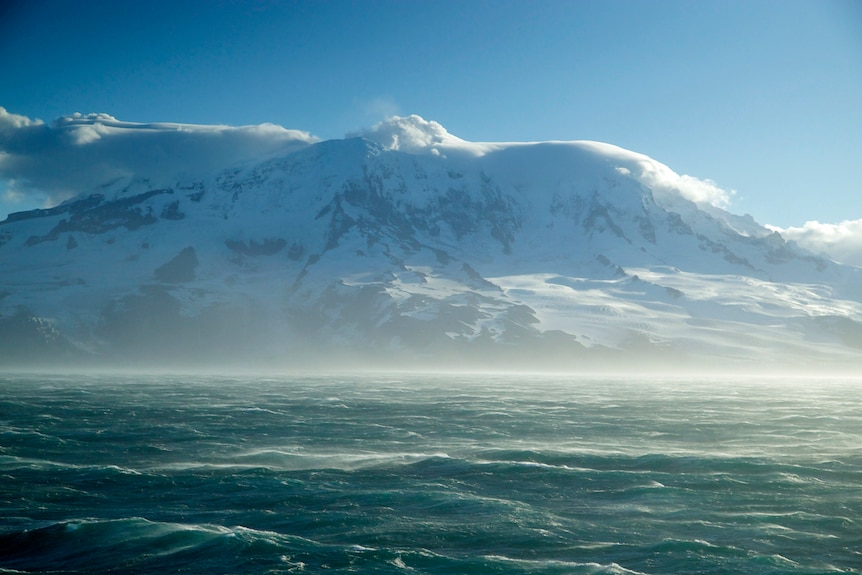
[2,115,860,371]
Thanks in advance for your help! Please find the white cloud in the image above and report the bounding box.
[634,156,733,209]
[0,107,319,208]
[673,174,733,209]
[0,108,43,129]
[350,114,467,155]
[770,219,862,266]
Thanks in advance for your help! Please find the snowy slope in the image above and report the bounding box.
[1,115,860,370]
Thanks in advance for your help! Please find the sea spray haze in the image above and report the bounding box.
[1,373,861,574]
[1,114,861,371]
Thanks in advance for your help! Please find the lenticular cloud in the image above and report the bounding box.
[0,107,318,207]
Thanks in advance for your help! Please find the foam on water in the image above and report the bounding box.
[1,374,860,574]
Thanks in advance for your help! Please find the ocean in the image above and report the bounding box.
[1,373,860,574]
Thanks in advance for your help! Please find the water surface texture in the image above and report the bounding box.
[1,374,860,574]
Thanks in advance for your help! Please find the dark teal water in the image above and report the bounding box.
[1,374,860,574]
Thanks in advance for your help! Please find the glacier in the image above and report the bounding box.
[1,115,860,371]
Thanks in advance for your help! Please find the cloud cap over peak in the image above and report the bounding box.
[0,107,318,211]
[351,114,469,155]
[353,114,733,210]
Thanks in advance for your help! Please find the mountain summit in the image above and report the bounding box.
[1,116,860,370]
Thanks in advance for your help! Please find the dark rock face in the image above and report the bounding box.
[19,191,172,246]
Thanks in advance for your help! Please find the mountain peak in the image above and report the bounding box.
[353,114,468,155]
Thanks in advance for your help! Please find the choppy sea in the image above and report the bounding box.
[1,373,860,574]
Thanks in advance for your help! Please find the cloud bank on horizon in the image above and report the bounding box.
[2,108,859,267]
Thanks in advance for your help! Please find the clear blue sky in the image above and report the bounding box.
[1,0,860,228]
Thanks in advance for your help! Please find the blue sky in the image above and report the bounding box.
[1,0,860,233]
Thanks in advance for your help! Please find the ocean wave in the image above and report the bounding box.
[0,518,318,573]
[158,449,455,472]
[483,555,651,574]
[0,455,144,476]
